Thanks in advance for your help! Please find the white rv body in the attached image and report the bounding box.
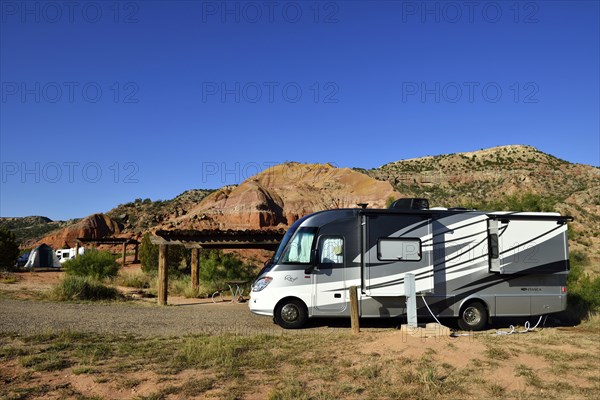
[56,247,85,263]
[249,201,571,329]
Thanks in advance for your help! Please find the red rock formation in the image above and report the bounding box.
[36,213,123,249]
[163,163,402,231]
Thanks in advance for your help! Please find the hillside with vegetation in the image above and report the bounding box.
[105,189,215,234]
[5,146,598,270]
[0,216,80,246]
[359,145,599,263]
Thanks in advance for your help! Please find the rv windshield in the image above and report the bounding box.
[272,216,309,264]
[279,227,317,264]
[273,218,317,265]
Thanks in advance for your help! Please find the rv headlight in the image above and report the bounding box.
[252,277,272,292]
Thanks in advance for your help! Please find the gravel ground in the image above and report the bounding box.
[0,298,287,337]
[0,298,402,337]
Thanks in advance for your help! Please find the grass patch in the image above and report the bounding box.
[20,353,70,372]
[47,276,122,301]
[116,271,152,289]
[0,273,19,284]
[484,345,511,360]
[1,327,599,400]
[514,364,543,387]
[487,382,505,397]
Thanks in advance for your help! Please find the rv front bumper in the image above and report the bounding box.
[249,293,274,317]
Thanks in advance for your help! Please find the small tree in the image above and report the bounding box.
[139,232,159,273]
[386,196,396,208]
[199,250,255,287]
[0,227,20,271]
[139,232,186,275]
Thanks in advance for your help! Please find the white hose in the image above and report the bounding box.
[420,294,546,337]
[421,294,443,326]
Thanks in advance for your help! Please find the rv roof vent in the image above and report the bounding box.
[389,198,429,210]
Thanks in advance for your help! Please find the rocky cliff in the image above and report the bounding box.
[12,146,599,263]
[33,213,124,249]
[160,162,401,230]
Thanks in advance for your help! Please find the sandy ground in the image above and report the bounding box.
[1,268,598,399]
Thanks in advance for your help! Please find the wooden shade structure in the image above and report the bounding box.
[150,229,285,305]
[75,237,140,268]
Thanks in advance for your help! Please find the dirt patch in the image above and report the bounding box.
[1,271,599,399]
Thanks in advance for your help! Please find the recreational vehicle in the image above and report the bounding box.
[249,199,572,330]
[56,247,85,263]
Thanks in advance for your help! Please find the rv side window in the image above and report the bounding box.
[378,238,422,261]
[319,236,343,264]
[489,234,499,259]
[280,227,317,264]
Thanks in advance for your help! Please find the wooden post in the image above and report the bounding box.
[158,244,168,305]
[121,243,127,268]
[74,242,80,258]
[350,285,360,334]
[133,243,139,262]
[191,248,200,290]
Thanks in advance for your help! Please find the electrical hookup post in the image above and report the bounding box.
[405,273,418,328]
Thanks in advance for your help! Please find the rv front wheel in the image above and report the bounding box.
[274,299,308,329]
[458,302,487,331]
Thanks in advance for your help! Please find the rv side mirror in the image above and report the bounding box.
[305,249,319,274]
[310,248,318,266]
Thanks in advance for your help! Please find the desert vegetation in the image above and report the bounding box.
[46,250,123,301]
[0,227,20,271]
[1,315,599,399]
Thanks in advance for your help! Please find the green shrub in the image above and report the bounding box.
[139,232,188,275]
[199,250,255,289]
[567,251,600,320]
[49,276,121,301]
[0,227,20,271]
[569,249,589,266]
[63,249,119,280]
[473,192,558,212]
[116,271,152,288]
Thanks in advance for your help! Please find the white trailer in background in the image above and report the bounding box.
[55,247,85,263]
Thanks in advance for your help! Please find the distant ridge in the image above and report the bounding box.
[4,145,598,264]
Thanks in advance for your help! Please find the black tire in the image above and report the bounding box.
[458,301,488,331]
[274,299,308,329]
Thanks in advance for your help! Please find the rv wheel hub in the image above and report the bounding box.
[464,307,481,324]
[281,304,299,322]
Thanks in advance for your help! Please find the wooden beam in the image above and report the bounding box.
[158,244,168,305]
[150,236,202,247]
[134,244,139,262]
[350,286,360,334]
[191,248,200,291]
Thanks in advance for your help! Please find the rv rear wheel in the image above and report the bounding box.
[458,302,488,331]
[274,299,308,329]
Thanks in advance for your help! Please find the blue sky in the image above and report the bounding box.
[1,0,599,220]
